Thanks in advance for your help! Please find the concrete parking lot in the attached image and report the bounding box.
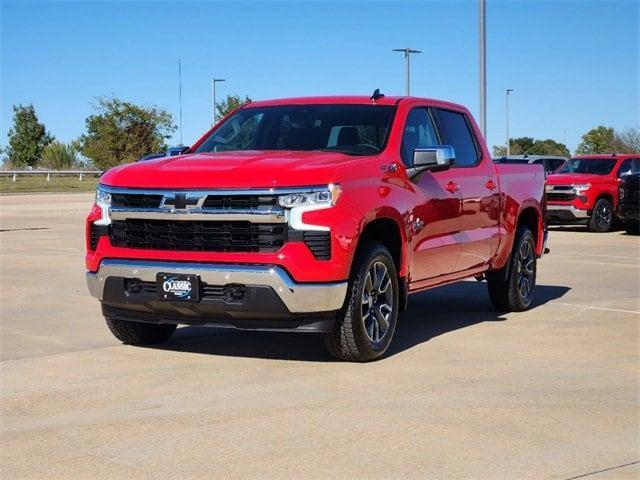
[1,193,638,479]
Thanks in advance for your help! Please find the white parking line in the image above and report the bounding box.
[554,253,640,261]
[553,302,640,315]
[553,259,638,268]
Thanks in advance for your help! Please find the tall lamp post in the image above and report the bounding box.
[479,0,487,139]
[211,78,226,125]
[506,89,514,155]
[392,48,421,95]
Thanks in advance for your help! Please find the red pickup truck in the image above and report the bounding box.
[546,154,640,232]
[86,94,546,361]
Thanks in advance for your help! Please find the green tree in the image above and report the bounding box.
[80,97,176,169]
[510,137,535,154]
[41,141,79,169]
[215,94,252,120]
[575,126,616,154]
[492,145,508,156]
[493,136,568,157]
[529,139,570,157]
[5,104,53,168]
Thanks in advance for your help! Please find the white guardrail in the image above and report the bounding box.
[0,170,102,182]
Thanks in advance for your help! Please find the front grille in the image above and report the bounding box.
[203,195,278,210]
[109,219,286,252]
[110,193,163,209]
[303,231,331,260]
[546,192,575,202]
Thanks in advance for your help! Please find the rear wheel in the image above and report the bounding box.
[324,241,399,362]
[105,317,176,345]
[486,226,537,312]
[588,198,614,232]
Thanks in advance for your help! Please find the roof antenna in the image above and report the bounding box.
[370,89,385,101]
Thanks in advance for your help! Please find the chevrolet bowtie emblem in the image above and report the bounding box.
[161,193,200,210]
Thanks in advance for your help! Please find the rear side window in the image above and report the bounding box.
[435,109,479,167]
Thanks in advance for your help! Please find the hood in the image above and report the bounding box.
[100,150,360,189]
[545,173,609,185]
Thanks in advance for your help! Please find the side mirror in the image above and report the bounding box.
[413,145,455,172]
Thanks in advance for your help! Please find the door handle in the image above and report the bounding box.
[485,179,497,191]
[445,181,459,193]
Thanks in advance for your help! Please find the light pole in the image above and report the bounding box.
[178,59,183,145]
[479,0,487,139]
[392,48,421,95]
[211,78,226,125]
[506,89,514,155]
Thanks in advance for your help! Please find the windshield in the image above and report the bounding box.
[195,105,396,156]
[555,158,616,175]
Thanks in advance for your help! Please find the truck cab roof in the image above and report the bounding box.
[247,95,467,111]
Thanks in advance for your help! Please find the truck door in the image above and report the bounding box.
[401,108,463,281]
[433,108,500,272]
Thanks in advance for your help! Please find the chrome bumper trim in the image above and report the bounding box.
[546,204,589,219]
[109,208,287,223]
[86,259,347,313]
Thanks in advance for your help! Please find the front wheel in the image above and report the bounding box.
[588,198,614,232]
[324,241,399,362]
[486,226,537,312]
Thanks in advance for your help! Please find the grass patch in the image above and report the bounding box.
[0,175,99,194]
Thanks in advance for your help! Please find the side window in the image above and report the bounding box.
[400,108,438,166]
[617,159,635,178]
[435,109,479,167]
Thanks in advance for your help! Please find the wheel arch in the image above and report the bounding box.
[595,192,615,205]
[517,205,543,255]
[355,215,409,311]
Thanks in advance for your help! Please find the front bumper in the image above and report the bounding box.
[87,260,348,330]
[546,204,590,222]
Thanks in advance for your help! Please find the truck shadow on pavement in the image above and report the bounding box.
[149,281,570,362]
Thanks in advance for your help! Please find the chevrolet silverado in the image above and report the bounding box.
[86,94,546,361]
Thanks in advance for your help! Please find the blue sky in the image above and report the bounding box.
[1,0,638,153]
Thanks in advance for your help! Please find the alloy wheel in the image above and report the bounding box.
[595,202,612,230]
[515,239,535,300]
[361,261,394,343]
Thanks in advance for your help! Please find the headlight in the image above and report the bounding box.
[279,184,341,208]
[573,183,591,194]
[283,184,341,232]
[94,186,111,225]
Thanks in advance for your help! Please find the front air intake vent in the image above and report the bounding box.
[303,231,331,260]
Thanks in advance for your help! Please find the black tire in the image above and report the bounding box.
[486,226,537,312]
[105,317,177,345]
[625,221,640,235]
[588,198,614,232]
[324,240,399,362]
